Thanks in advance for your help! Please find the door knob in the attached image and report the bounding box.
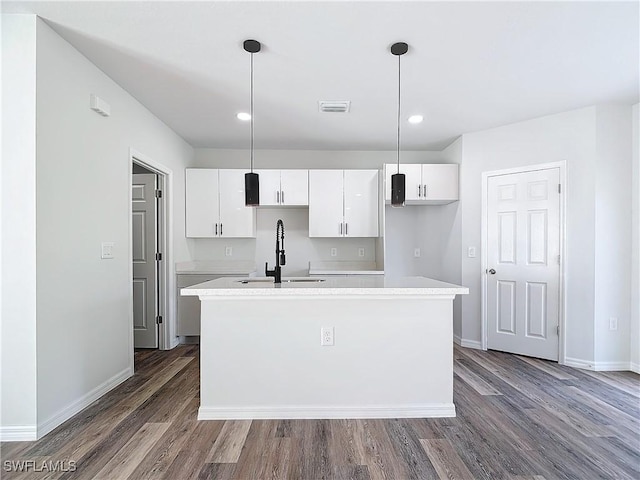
[488,268,496,275]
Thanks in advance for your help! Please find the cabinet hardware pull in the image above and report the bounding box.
[340,223,343,235]
[215,223,218,236]
[281,190,284,204]
[220,223,223,236]
[423,185,427,197]
[345,223,348,236]
[277,191,280,203]
[418,185,422,197]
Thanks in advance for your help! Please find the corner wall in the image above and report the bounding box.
[1,14,38,440]
[632,103,640,372]
[593,106,632,367]
[33,19,194,436]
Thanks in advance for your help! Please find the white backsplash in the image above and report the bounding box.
[188,208,377,277]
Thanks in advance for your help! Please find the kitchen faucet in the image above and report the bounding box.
[265,219,285,283]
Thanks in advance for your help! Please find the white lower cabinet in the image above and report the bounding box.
[384,163,458,204]
[185,169,256,238]
[309,169,379,237]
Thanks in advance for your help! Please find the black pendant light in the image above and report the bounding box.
[390,42,408,207]
[244,39,261,206]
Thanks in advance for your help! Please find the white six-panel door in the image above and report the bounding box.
[486,167,560,361]
[132,173,158,349]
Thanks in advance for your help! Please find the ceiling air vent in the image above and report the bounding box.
[318,101,351,113]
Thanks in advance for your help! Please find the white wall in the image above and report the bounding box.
[631,103,640,372]
[439,138,464,341]
[1,15,38,439]
[593,106,632,366]
[460,107,598,362]
[193,149,444,268]
[33,19,193,435]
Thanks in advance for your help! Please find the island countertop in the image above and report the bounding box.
[181,275,468,297]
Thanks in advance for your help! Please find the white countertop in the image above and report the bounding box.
[176,261,256,275]
[308,261,384,276]
[181,275,468,297]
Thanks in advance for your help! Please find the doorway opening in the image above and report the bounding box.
[481,162,566,363]
[129,150,172,360]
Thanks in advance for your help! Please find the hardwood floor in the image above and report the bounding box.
[2,344,638,479]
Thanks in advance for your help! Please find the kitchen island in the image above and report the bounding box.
[181,276,468,420]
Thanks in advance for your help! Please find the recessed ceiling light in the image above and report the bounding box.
[237,112,251,121]
[408,115,423,124]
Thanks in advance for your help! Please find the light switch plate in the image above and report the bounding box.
[101,242,114,259]
[468,247,476,258]
[414,248,421,258]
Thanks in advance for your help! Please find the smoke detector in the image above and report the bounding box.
[318,101,351,113]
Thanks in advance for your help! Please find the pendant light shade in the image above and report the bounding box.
[390,42,408,208]
[244,39,261,206]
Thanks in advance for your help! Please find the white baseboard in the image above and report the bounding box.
[593,361,634,372]
[453,334,462,346]
[461,339,483,350]
[37,367,132,439]
[0,425,37,442]
[198,404,456,420]
[564,357,595,370]
[564,357,638,372]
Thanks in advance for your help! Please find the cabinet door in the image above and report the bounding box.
[309,170,344,237]
[384,164,422,202]
[344,170,379,237]
[422,164,459,202]
[280,170,308,206]
[186,169,219,237]
[218,170,256,237]
[255,169,282,206]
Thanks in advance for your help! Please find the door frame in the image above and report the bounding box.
[128,148,174,360]
[480,161,567,364]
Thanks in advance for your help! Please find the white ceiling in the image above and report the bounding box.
[4,1,639,151]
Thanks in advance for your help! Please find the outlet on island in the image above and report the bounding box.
[225,246,233,257]
[330,247,337,257]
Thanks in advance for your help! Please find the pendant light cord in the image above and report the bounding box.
[250,52,254,173]
[396,54,401,175]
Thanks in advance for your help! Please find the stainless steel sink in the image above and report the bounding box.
[237,278,325,284]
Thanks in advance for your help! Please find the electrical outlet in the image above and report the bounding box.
[321,327,334,346]
[225,246,233,257]
[101,242,114,259]
[358,248,365,257]
[468,247,476,258]
[330,247,337,257]
[414,248,421,258]
[609,317,618,331]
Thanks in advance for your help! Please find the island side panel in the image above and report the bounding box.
[198,295,455,419]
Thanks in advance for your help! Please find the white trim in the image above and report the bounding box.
[593,361,635,372]
[481,161,567,364]
[37,367,131,439]
[460,338,483,350]
[0,426,38,442]
[453,334,462,346]
[631,362,640,374]
[564,357,595,370]
[130,148,176,352]
[198,404,456,420]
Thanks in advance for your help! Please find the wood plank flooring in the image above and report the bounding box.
[1,344,638,479]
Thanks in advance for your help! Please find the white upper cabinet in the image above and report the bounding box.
[384,163,459,205]
[256,169,308,206]
[309,169,379,237]
[185,169,256,238]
